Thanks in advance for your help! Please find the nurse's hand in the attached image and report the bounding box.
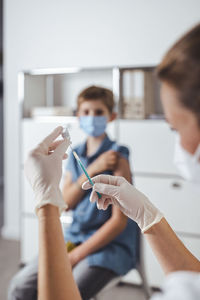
[82,175,163,233]
[25,126,70,215]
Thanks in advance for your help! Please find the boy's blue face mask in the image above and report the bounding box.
[79,115,107,137]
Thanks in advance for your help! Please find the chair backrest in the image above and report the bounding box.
[135,224,142,265]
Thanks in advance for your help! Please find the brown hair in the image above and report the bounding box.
[157,23,200,124]
[77,85,115,113]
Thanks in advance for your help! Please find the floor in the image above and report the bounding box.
[0,185,3,228]
[96,284,148,300]
[0,185,19,300]
[0,238,20,300]
[0,185,21,300]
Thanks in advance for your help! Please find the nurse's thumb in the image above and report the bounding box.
[54,139,70,157]
[93,183,118,198]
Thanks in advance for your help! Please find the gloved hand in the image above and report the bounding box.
[82,174,163,233]
[24,126,70,215]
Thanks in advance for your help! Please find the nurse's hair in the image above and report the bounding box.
[77,85,115,113]
[157,23,200,124]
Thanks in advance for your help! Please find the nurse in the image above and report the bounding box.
[25,23,200,300]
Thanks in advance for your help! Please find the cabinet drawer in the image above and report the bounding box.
[21,170,35,213]
[135,176,200,235]
[118,120,178,175]
[21,216,39,263]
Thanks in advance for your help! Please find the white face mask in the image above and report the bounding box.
[174,134,200,183]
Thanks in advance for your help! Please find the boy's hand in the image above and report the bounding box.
[91,150,119,173]
[68,246,82,267]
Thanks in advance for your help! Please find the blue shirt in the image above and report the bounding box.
[64,135,139,275]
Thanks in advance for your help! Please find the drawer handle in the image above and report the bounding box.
[172,182,181,188]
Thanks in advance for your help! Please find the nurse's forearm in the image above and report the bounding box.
[37,205,81,300]
[145,217,200,274]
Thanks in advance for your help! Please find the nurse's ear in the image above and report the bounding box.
[108,112,117,123]
[76,108,80,119]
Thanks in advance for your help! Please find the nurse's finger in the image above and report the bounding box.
[49,139,64,151]
[93,182,118,198]
[48,140,69,159]
[102,198,111,210]
[63,153,68,160]
[42,126,63,147]
[96,197,111,210]
[89,190,111,210]
[89,189,99,203]
[54,138,70,157]
[82,174,114,190]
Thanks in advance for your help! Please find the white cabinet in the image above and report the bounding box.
[118,119,178,175]
[135,176,200,236]
[135,175,200,287]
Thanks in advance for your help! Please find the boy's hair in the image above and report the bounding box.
[77,86,115,113]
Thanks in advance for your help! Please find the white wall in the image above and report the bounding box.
[3,0,200,239]
[0,98,3,185]
[0,0,3,186]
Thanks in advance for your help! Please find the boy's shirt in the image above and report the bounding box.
[64,134,139,275]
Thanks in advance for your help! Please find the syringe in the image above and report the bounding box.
[62,126,102,199]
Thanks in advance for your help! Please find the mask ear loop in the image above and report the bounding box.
[193,143,200,163]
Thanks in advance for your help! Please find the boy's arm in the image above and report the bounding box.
[67,156,131,267]
[62,171,87,209]
[62,151,119,209]
[62,163,107,210]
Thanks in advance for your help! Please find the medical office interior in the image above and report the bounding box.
[0,1,200,299]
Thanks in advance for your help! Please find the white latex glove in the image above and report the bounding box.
[82,174,163,233]
[24,126,70,215]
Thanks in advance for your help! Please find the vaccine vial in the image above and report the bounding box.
[62,126,71,143]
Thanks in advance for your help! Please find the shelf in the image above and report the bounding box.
[19,65,162,120]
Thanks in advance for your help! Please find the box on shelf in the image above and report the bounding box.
[31,106,74,117]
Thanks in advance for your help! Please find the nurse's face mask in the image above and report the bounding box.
[174,134,200,183]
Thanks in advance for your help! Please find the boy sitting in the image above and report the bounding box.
[62,85,139,300]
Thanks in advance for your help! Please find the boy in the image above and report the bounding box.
[62,86,138,300]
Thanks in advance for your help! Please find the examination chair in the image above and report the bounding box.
[93,225,152,300]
